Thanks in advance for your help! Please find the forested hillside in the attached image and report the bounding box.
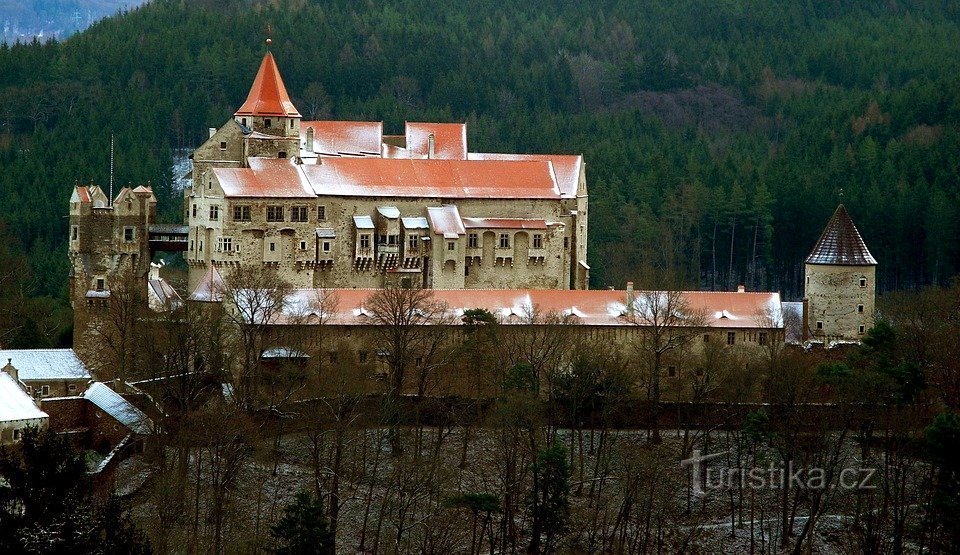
[0,0,959,344]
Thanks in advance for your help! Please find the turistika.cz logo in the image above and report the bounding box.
[680,449,877,496]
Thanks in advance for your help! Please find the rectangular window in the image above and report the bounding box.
[291,206,308,222]
[123,227,134,242]
[278,151,287,159]
[359,351,368,363]
[96,278,105,291]
[498,233,510,249]
[217,237,233,252]
[667,366,676,378]
[448,241,456,251]
[264,118,271,128]
[71,226,78,240]
[408,235,419,250]
[857,304,864,313]
[388,235,398,245]
[726,331,736,345]
[233,205,251,221]
[199,241,203,252]
[703,334,710,342]
[360,235,371,249]
[219,141,227,150]
[209,205,219,220]
[322,241,331,252]
[468,233,479,248]
[41,385,49,397]
[859,278,867,288]
[759,332,768,346]
[533,234,543,249]
[317,205,326,220]
[266,206,284,222]
[190,240,194,251]
[859,325,866,334]
[299,241,307,250]
[68,384,77,392]
[269,242,276,252]
[192,204,197,218]
[816,321,824,330]
[564,237,569,249]
[328,351,337,364]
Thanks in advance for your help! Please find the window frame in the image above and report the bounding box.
[266,205,285,222]
[498,233,511,249]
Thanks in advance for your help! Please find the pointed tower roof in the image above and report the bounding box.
[189,265,226,302]
[806,204,877,265]
[234,52,301,118]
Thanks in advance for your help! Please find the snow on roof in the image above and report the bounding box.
[301,120,383,156]
[405,122,468,160]
[0,373,47,423]
[214,158,315,198]
[261,347,310,359]
[806,204,877,266]
[234,52,301,118]
[189,264,225,302]
[401,216,429,229]
[427,205,466,238]
[469,152,583,198]
[377,206,401,218]
[0,349,91,381]
[316,227,337,238]
[82,382,151,435]
[353,215,375,229]
[461,218,548,230]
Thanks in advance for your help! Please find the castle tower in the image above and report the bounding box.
[232,51,301,159]
[803,204,877,342]
[68,184,156,371]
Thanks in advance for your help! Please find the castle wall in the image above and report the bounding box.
[804,263,876,341]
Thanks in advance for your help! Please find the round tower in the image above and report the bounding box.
[803,204,877,342]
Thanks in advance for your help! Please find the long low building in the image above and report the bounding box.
[0,370,48,444]
[0,349,92,398]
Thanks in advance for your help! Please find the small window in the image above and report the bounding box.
[219,141,227,150]
[448,241,456,251]
[209,205,219,220]
[726,331,735,346]
[269,242,276,252]
[359,351,368,363]
[123,227,134,242]
[192,204,197,218]
[328,351,338,364]
[322,241,331,252]
[388,235,398,245]
[96,278,105,291]
[68,384,77,392]
[857,304,864,314]
[816,321,824,330]
[234,205,251,221]
[759,332,768,346]
[190,240,194,251]
[564,237,570,249]
[41,385,49,397]
[264,118,272,128]
[299,241,307,250]
[667,366,676,378]
[360,235,371,249]
[13,429,19,440]
[859,278,867,288]
[71,226,78,240]
[533,234,543,249]
[317,205,326,221]
[806,276,810,285]
[859,325,866,335]
[703,334,710,342]
[408,235,419,250]
[468,233,479,248]
[416,357,423,367]
[291,206,308,222]
[290,119,294,129]
[498,233,510,249]
[241,118,247,126]
[266,206,284,222]
[199,241,203,252]
[278,151,287,159]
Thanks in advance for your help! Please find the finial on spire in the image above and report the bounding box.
[266,23,272,47]
[839,187,844,200]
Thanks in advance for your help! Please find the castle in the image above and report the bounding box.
[66,49,876,379]
[184,51,589,291]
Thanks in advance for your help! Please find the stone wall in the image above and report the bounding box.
[804,263,876,341]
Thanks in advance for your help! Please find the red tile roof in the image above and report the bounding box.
[302,121,383,156]
[302,158,560,199]
[469,153,583,198]
[235,52,302,118]
[75,186,91,203]
[806,204,877,265]
[274,288,784,329]
[214,159,314,198]
[405,122,467,159]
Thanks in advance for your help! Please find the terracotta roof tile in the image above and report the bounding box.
[214,159,314,198]
[302,121,383,156]
[461,218,548,230]
[469,153,583,198]
[405,122,467,159]
[235,52,301,118]
[806,204,877,265]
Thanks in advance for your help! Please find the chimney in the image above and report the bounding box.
[149,262,161,281]
[737,284,745,293]
[427,133,435,159]
[305,127,315,153]
[208,127,217,139]
[626,281,635,313]
[3,358,17,384]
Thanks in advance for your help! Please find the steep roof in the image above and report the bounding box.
[190,265,226,302]
[0,349,90,381]
[82,382,151,435]
[806,204,877,266]
[235,52,301,118]
[0,373,47,423]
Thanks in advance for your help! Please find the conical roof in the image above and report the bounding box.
[806,204,877,266]
[234,52,301,118]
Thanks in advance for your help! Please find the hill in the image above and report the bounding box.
[0,0,146,43]
[0,0,959,344]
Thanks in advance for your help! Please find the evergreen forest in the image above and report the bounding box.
[1,0,960,345]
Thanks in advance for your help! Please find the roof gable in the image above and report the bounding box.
[806,204,877,266]
[0,349,90,381]
[235,52,301,118]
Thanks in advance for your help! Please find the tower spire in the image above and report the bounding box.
[109,133,114,206]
